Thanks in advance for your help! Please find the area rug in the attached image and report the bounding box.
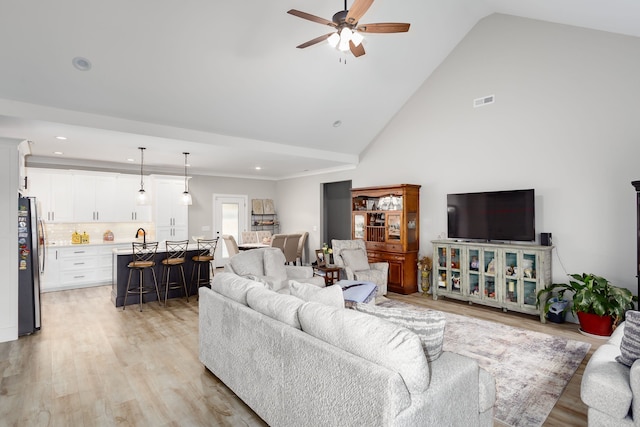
[377,299,591,427]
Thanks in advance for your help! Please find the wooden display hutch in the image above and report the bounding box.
[351,184,420,294]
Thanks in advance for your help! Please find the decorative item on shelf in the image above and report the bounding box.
[417,255,432,295]
[81,231,89,244]
[322,242,333,265]
[71,231,82,244]
[181,152,192,206]
[103,230,114,242]
[537,273,637,336]
[470,256,479,271]
[438,272,446,288]
[137,147,149,206]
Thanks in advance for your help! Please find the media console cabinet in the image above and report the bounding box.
[431,240,553,322]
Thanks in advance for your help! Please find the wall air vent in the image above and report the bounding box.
[473,94,495,108]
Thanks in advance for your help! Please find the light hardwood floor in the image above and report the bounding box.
[0,286,602,426]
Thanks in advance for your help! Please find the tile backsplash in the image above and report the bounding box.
[44,222,155,245]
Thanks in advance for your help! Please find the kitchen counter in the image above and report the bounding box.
[47,240,135,248]
[111,246,207,307]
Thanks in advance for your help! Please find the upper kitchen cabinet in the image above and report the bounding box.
[72,172,118,222]
[27,169,74,222]
[115,174,152,222]
[153,176,189,241]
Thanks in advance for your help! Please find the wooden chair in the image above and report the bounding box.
[124,242,160,311]
[160,240,189,306]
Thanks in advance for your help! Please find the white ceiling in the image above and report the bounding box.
[1,0,639,179]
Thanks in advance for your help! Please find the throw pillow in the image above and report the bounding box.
[246,286,305,329]
[355,303,446,362]
[340,248,370,272]
[289,280,344,308]
[616,311,640,367]
[211,272,266,306]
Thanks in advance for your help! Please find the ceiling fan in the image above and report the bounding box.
[287,0,410,58]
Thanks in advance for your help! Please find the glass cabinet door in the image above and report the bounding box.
[450,247,462,294]
[482,250,497,300]
[353,214,365,239]
[522,252,538,307]
[468,248,481,298]
[435,245,448,291]
[503,250,519,304]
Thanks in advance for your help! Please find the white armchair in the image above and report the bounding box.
[331,239,388,296]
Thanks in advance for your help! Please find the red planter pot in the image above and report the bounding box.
[577,311,614,336]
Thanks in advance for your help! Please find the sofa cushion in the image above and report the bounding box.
[354,303,446,362]
[340,248,370,272]
[289,280,344,308]
[298,301,430,393]
[229,249,265,277]
[211,272,266,306]
[246,286,305,329]
[617,312,640,367]
[263,247,287,282]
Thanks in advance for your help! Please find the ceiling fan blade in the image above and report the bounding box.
[296,32,335,49]
[287,9,337,27]
[349,40,366,57]
[357,22,410,33]
[345,0,374,24]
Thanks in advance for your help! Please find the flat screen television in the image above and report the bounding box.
[447,189,535,242]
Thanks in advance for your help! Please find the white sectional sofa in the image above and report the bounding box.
[199,272,496,426]
[581,322,640,426]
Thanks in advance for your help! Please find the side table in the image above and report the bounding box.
[314,265,341,286]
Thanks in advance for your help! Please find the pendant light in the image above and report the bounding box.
[136,147,149,205]
[181,152,192,206]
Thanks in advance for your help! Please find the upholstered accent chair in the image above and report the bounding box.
[331,239,388,296]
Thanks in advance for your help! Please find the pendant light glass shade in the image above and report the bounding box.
[136,147,149,206]
[181,152,192,206]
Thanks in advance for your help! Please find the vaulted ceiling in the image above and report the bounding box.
[1,0,639,178]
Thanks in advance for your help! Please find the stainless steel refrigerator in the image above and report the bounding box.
[18,196,42,336]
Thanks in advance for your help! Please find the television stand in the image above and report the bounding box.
[431,240,553,322]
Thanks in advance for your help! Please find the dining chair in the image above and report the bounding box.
[222,234,240,257]
[283,233,302,265]
[270,234,286,253]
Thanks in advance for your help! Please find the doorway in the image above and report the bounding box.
[213,194,248,267]
[323,180,352,246]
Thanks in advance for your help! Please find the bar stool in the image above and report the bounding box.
[190,238,219,296]
[124,242,160,311]
[160,240,189,306]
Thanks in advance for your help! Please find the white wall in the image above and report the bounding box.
[278,14,640,294]
[0,138,20,342]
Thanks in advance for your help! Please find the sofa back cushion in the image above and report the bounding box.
[355,303,446,362]
[246,286,305,329]
[298,302,430,393]
[212,272,266,306]
[290,280,344,308]
[228,249,265,277]
[339,248,370,272]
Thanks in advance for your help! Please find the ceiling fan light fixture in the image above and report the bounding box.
[327,32,340,47]
[351,31,364,47]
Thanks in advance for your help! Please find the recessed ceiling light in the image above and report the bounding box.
[127,158,135,162]
[333,120,342,128]
[255,166,262,170]
[55,136,67,140]
[72,56,92,71]
[53,151,63,155]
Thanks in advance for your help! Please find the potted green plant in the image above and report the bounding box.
[536,273,637,336]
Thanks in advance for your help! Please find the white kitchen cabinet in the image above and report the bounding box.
[73,173,118,222]
[27,169,74,222]
[115,174,152,222]
[40,246,60,292]
[153,176,188,241]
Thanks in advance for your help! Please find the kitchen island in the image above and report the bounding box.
[111,245,208,307]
